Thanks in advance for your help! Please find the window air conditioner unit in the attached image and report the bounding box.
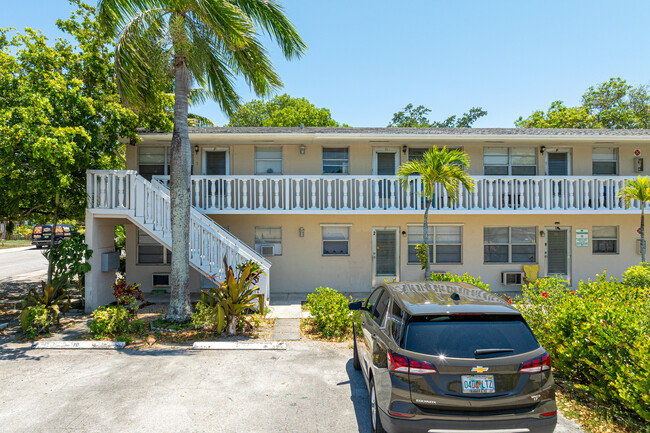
[502,271,524,286]
[260,245,275,256]
[152,273,170,287]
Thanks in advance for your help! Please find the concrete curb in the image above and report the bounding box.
[192,341,286,350]
[31,341,126,350]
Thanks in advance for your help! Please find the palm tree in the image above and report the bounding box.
[398,147,474,280]
[618,176,650,262]
[98,0,306,322]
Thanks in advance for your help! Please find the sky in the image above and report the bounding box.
[3,0,650,128]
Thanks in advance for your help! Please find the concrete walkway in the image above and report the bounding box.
[268,303,302,341]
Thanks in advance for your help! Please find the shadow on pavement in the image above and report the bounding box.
[345,358,371,433]
[0,346,49,362]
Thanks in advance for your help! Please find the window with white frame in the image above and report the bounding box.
[138,146,170,180]
[484,226,536,263]
[484,147,537,176]
[322,147,349,174]
[137,229,171,265]
[322,225,350,255]
[592,148,618,175]
[407,225,462,264]
[593,226,618,254]
[255,146,283,175]
[255,226,282,256]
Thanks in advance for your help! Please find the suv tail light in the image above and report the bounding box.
[519,352,551,373]
[388,351,437,374]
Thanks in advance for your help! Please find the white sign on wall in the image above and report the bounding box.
[575,228,589,247]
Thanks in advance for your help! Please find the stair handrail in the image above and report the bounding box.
[145,174,271,270]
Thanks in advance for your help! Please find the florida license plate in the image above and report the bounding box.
[461,375,495,393]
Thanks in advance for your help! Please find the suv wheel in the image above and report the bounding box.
[369,378,386,433]
[352,326,361,370]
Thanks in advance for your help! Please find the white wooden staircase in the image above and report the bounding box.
[86,170,271,299]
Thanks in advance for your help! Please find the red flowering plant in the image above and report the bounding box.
[112,279,144,315]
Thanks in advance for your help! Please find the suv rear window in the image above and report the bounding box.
[403,315,539,359]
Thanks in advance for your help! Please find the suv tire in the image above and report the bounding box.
[370,378,387,433]
[352,326,361,370]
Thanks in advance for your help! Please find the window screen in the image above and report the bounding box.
[322,226,350,255]
[255,146,282,175]
[408,225,462,264]
[254,226,282,255]
[593,226,618,254]
[592,148,618,175]
[484,147,536,175]
[322,148,349,174]
[484,226,536,263]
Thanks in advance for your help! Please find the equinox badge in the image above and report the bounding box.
[471,366,489,373]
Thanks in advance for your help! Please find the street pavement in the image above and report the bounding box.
[0,246,48,283]
[0,341,584,433]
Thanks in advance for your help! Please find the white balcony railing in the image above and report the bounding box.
[150,175,641,214]
[87,170,272,299]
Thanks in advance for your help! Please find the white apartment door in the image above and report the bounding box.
[372,227,400,286]
[545,227,571,282]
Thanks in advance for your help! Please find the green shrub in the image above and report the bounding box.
[90,306,143,339]
[430,272,490,292]
[521,273,650,421]
[20,304,57,338]
[306,287,355,339]
[191,302,219,329]
[621,262,650,288]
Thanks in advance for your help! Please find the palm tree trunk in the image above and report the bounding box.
[641,205,646,263]
[166,60,192,323]
[423,199,432,280]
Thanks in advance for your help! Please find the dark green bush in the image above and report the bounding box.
[430,271,490,291]
[306,287,356,339]
[521,273,650,421]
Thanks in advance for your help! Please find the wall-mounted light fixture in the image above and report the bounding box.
[539,230,545,238]
[299,227,305,237]
[540,146,546,154]
[401,230,406,237]
[194,145,199,154]
[402,145,408,153]
[299,144,305,155]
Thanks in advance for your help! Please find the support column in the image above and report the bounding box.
[84,210,117,313]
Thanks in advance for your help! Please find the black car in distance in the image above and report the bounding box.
[349,281,557,433]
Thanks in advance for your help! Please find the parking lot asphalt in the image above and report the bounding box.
[0,340,584,433]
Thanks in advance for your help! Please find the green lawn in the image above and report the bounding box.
[0,239,33,249]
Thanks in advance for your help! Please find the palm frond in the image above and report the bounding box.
[187,113,216,127]
[618,176,650,209]
[228,0,307,59]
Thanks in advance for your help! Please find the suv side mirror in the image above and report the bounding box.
[348,301,364,311]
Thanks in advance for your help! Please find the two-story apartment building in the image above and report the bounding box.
[84,127,649,311]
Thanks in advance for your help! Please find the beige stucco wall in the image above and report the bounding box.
[131,138,650,177]
[205,213,640,298]
[124,224,203,293]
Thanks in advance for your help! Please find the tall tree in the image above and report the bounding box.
[516,78,650,129]
[618,176,650,263]
[98,0,306,322]
[0,1,170,226]
[397,147,474,280]
[389,104,487,128]
[227,93,341,126]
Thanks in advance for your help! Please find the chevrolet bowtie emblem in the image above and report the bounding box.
[471,366,489,373]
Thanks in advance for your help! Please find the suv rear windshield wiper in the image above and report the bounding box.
[474,348,514,356]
